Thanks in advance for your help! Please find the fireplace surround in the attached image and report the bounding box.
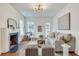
[10,32,18,52]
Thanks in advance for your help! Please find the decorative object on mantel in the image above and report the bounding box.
[61,34,72,43]
[9,25,15,30]
[58,12,70,30]
[7,18,17,30]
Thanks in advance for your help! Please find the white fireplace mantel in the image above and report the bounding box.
[0,28,20,54]
[8,29,19,34]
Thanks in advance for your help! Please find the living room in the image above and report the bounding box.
[0,3,79,56]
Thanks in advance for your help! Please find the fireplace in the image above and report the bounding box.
[10,35,17,46]
[10,32,18,52]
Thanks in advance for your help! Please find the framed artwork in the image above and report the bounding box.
[38,25,42,32]
[58,12,70,30]
[7,18,17,30]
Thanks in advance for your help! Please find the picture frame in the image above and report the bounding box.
[7,18,17,30]
[38,25,42,32]
[58,12,70,30]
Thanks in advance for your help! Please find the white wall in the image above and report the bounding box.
[0,29,1,54]
[53,3,79,55]
[24,17,53,34]
[0,3,24,53]
[0,3,24,28]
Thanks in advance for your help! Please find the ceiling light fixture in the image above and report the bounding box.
[33,4,44,13]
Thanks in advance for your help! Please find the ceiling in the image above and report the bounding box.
[10,3,68,17]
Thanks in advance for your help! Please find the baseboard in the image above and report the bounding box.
[55,51,75,53]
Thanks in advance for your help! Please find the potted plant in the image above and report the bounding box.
[62,34,72,44]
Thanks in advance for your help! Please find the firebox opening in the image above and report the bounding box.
[10,35,17,47]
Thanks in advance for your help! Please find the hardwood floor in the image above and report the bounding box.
[55,52,78,56]
[0,52,16,56]
[0,52,78,56]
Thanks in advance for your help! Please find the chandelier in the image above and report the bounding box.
[33,4,43,13]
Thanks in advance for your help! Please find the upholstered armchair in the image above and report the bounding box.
[55,33,75,52]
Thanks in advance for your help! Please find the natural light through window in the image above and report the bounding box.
[27,22,35,33]
[45,23,50,36]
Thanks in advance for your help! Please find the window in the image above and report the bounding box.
[20,20,24,35]
[45,23,50,35]
[27,22,35,33]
